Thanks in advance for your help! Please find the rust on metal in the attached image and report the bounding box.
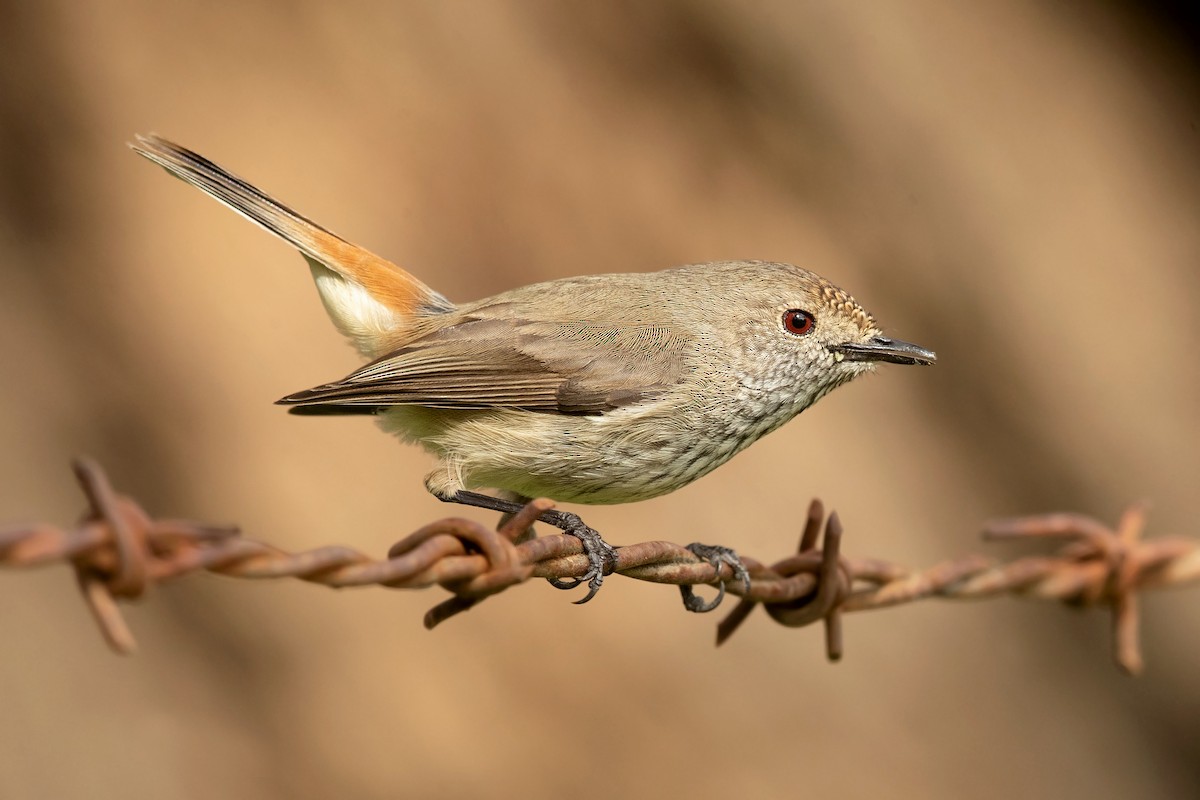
[2,459,1197,674]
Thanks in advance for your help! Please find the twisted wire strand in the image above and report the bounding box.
[2,458,1195,674]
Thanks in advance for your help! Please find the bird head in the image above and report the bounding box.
[707,261,936,414]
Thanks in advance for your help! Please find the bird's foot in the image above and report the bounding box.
[680,543,751,613]
[544,512,619,604]
[436,491,618,603]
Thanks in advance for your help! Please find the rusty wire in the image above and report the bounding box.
[2,458,1197,674]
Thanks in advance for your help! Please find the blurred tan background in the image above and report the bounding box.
[1,1,1198,798]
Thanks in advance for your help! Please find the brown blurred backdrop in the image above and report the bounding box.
[1,1,1197,798]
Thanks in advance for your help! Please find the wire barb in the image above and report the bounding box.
[2,459,1197,673]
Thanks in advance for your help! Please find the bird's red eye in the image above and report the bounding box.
[782,309,815,335]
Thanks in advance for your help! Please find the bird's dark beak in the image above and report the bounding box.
[832,336,937,366]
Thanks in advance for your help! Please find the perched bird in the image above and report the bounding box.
[131,134,936,604]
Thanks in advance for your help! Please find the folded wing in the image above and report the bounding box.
[278,315,689,415]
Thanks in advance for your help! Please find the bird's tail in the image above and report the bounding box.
[130,134,452,356]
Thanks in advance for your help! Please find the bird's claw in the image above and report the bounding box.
[547,513,618,604]
[680,542,751,613]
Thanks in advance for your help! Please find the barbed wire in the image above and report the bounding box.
[2,458,1196,674]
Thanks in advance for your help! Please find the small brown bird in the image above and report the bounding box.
[131,134,935,604]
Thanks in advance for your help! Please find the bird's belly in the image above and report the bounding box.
[477,430,735,505]
[381,403,793,505]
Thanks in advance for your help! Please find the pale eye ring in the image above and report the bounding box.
[782,309,815,336]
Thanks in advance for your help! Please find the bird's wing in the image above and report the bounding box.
[277,315,690,415]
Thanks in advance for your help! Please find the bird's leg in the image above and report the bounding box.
[496,491,538,544]
[440,490,619,604]
[680,543,752,613]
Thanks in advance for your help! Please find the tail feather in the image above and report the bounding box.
[129,134,452,325]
